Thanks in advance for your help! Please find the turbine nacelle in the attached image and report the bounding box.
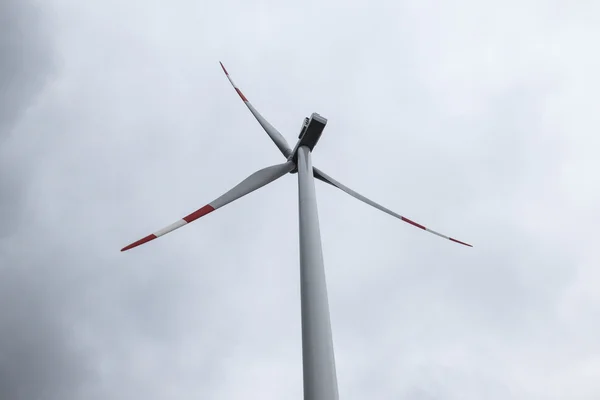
[289,112,327,172]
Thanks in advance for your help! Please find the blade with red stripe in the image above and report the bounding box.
[121,161,294,252]
[219,62,292,158]
[313,167,472,247]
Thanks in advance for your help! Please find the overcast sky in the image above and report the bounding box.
[2,0,600,399]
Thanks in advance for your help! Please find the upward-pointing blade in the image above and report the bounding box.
[219,62,293,158]
[121,161,295,252]
[313,167,472,247]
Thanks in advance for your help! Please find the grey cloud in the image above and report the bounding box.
[0,248,89,400]
[0,2,79,399]
[0,0,52,137]
[0,0,53,236]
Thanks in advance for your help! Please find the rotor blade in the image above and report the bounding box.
[219,62,292,158]
[313,167,472,247]
[121,161,294,252]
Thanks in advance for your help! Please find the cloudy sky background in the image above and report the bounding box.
[2,0,600,398]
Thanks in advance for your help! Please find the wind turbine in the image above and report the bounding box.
[121,62,472,400]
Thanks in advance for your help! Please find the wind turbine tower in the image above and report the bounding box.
[121,62,472,400]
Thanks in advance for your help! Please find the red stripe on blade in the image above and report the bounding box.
[219,62,229,75]
[235,88,248,102]
[183,204,215,223]
[401,217,426,230]
[450,237,473,247]
[121,234,158,252]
